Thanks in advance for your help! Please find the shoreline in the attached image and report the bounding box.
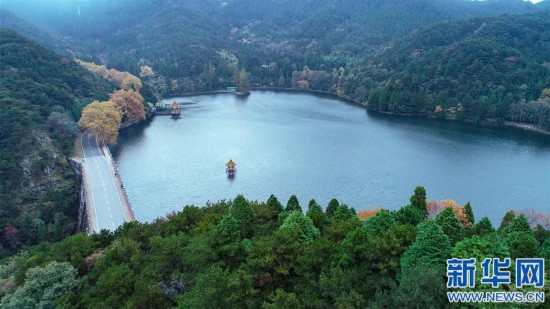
[164,87,550,136]
[502,121,550,136]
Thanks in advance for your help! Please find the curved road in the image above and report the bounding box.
[82,133,126,231]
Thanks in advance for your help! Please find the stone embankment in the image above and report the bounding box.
[101,144,136,222]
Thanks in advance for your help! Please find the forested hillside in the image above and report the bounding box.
[357,11,550,128]
[0,30,114,257]
[0,192,548,307]
[1,0,546,96]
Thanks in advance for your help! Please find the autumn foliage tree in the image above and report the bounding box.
[427,199,470,227]
[109,89,145,124]
[78,101,122,144]
[139,65,155,78]
[76,59,142,92]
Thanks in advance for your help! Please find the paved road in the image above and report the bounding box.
[82,133,126,231]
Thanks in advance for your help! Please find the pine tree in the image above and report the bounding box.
[394,204,424,226]
[230,195,256,238]
[502,214,531,234]
[401,221,451,280]
[464,202,475,225]
[409,186,427,218]
[213,214,241,245]
[280,211,319,244]
[363,210,396,236]
[434,207,465,245]
[267,194,284,214]
[212,215,243,268]
[498,211,516,231]
[332,204,356,221]
[285,195,301,212]
[326,198,339,217]
[306,199,327,229]
[473,217,495,236]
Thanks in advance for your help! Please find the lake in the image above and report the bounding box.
[110,91,550,224]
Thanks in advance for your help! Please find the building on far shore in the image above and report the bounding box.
[170,101,181,115]
[154,101,181,116]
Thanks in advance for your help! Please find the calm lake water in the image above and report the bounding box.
[111,91,550,224]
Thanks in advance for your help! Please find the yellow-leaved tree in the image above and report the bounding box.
[109,89,145,124]
[78,101,122,144]
[75,59,142,92]
[139,65,154,78]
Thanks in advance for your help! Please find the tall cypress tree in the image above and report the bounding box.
[230,195,256,238]
[463,202,475,225]
[401,220,451,280]
[326,198,339,217]
[434,207,465,245]
[285,195,301,212]
[267,194,284,214]
[306,199,327,230]
[409,186,427,218]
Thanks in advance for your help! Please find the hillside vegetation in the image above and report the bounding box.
[1,1,546,91]
[0,30,114,257]
[359,11,550,127]
[0,191,548,307]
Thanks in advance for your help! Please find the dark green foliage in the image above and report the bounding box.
[505,232,540,260]
[0,261,81,308]
[502,214,532,234]
[499,210,516,231]
[177,266,234,308]
[473,217,496,236]
[464,202,475,225]
[534,224,550,246]
[332,204,357,222]
[434,207,465,245]
[285,195,302,212]
[306,199,327,230]
[409,186,428,218]
[393,265,447,308]
[326,198,340,218]
[397,221,451,308]
[363,210,396,237]
[362,12,550,130]
[93,264,136,307]
[0,30,113,254]
[401,221,451,280]
[541,239,550,261]
[453,234,510,261]
[212,215,243,268]
[262,289,301,309]
[266,194,284,215]
[230,195,257,238]
[280,211,320,244]
[213,214,241,245]
[394,204,425,226]
[500,215,539,259]
[0,195,543,307]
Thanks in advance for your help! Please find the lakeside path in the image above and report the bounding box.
[81,132,133,232]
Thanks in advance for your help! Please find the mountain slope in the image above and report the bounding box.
[352,11,550,124]
[0,29,114,256]
[1,0,543,81]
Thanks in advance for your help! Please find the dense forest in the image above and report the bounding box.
[0,190,549,307]
[2,0,549,130]
[0,30,114,257]
[359,11,550,128]
[0,0,548,255]
[0,0,549,306]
